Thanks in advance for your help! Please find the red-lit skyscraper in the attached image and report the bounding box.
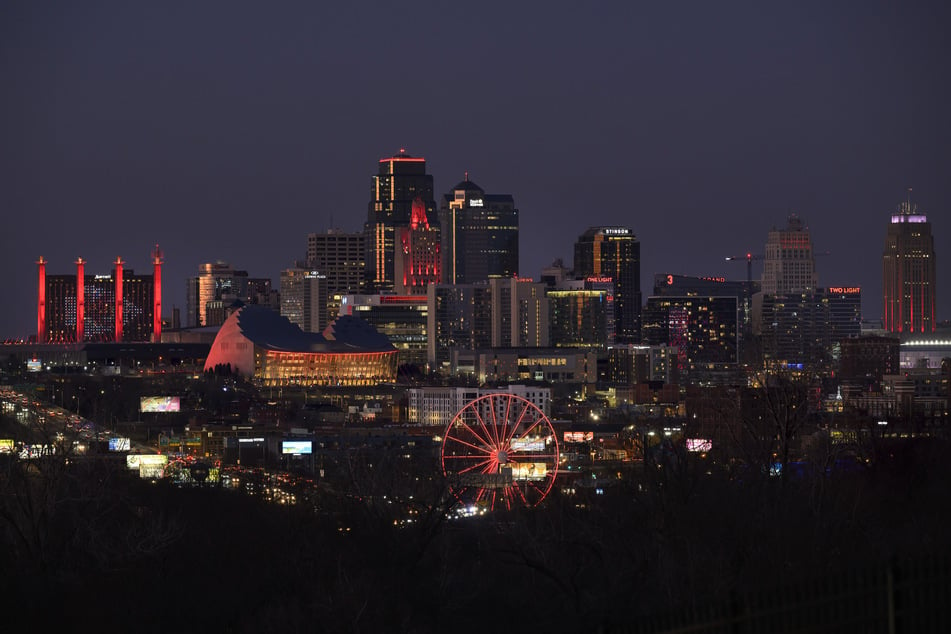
[365,150,437,292]
[395,196,441,294]
[883,195,936,333]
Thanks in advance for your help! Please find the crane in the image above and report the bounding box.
[725,253,764,334]
[725,253,764,292]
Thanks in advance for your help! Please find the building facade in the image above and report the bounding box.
[394,197,441,295]
[39,256,157,343]
[883,196,936,333]
[280,268,328,333]
[438,178,519,284]
[339,294,428,368]
[573,227,641,343]
[365,151,437,292]
[761,214,818,295]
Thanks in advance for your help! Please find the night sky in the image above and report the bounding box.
[2,1,949,339]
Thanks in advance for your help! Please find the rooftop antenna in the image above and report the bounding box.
[465,170,469,182]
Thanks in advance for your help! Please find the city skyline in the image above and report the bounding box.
[2,2,949,339]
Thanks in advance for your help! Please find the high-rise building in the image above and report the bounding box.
[186,262,274,327]
[280,267,328,333]
[438,178,519,284]
[365,150,437,292]
[489,277,549,348]
[882,195,936,333]
[427,283,492,370]
[339,294,429,367]
[761,214,818,295]
[573,227,641,343]
[394,197,441,294]
[642,295,739,372]
[43,266,154,343]
[306,229,366,323]
[547,279,614,349]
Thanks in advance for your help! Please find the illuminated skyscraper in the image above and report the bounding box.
[395,197,441,294]
[438,178,519,284]
[186,262,273,327]
[280,267,329,333]
[573,226,641,343]
[307,229,366,323]
[365,150,437,292]
[761,213,817,295]
[883,195,936,333]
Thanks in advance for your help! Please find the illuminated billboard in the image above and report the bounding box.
[686,438,712,452]
[140,396,181,413]
[564,431,594,443]
[126,454,168,478]
[26,358,42,372]
[510,438,546,452]
[109,437,131,452]
[511,462,548,480]
[0,439,14,454]
[282,441,313,455]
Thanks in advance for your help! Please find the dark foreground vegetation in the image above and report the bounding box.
[2,436,951,633]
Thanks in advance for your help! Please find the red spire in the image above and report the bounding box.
[410,196,429,230]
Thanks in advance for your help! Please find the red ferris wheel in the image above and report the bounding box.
[441,393,559,511]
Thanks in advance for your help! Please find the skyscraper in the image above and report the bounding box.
[573,226,641,343]
[365,150,437,292]
[280,267,328,333]
[395,197,441,294]
[761,213,817,295]
[883,195,936,333]
[306,229,366,323]
[186,262,273,327]
[438,177,519,284]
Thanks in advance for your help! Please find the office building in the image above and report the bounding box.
[306,229,366,323]
[186,262,273,328]
[339,294,428,367]
[761,213,818,295]
[439,177,519,284]
[280,267,329,333]
[573,227,641,343]
[547,279,614,349]
[883,195,936,333]
[427,283,492,370]
[642,295,739,371]
[394,197,441,294]
[365,150,437,292]
[38,253,159,343]
[489,277,549,348]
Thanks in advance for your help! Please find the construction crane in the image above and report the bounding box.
[724,253,764,334]
[725,253,764,291]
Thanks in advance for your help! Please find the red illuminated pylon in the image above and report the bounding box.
[114,257,124,342]
[75,258,85,342]
[152,245,163,342]
[36,257,47,343]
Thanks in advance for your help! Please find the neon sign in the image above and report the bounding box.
[469,198,484,207]
[586,276,613,283]
[828,287,860,294]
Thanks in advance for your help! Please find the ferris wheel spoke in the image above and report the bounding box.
[487,396,502,447]
[509,416,544,448]
[499,394,514,450]
[526,480,547,498]
[504,402,533,445]
[512,485,529,506]
[446,432,494,455]
[454,415,494,448]
[471,405,499,451]
[457,459,492,475]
